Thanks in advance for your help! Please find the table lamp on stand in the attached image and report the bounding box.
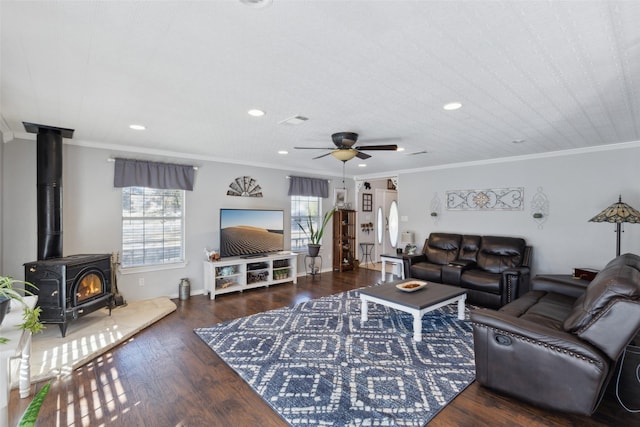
[400,231,416,255]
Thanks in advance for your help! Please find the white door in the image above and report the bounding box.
[375,189,398,260]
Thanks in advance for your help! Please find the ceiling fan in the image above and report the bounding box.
[294,132,398,161]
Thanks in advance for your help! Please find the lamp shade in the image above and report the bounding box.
[589,195,640,257]
[400,231,414,245]
[589,196,640,224]
[331,149,357,161]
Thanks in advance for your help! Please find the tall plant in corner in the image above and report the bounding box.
[297,208,336,257]
[0,276,44,344]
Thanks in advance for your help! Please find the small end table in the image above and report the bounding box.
[380,253,406,282]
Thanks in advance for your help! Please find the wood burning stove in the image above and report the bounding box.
[25,254,113,337]
[22,123,116,337]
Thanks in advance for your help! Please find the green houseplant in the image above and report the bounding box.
[0,276,44,344]
[297,208,336,257]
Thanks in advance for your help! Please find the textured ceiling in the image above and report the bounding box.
[1,0,639,178]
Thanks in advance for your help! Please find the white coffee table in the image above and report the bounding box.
[360,280,466,342]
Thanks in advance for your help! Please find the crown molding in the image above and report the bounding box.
[355,140,640,180]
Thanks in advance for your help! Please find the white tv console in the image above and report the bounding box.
[203,252,298,299]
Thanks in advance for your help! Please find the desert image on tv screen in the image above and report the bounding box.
[220,209,284,257]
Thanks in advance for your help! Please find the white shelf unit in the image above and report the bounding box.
[203,252,298,299]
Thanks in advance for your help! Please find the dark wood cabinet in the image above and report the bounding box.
[333,209,356,271]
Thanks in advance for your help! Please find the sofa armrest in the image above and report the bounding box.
[470,308,607,363]
[531,274,589,299]
[577,299,640,360]
[502,266,530,302]
[404,253,426,267]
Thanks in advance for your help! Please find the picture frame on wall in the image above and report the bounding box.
[334,188,347,208]
[362,193,372,211]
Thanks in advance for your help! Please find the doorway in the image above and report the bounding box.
[375,188,398,260]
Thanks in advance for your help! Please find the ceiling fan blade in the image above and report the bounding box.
[354,144,398,151]
[294,146,333,150]
[356,151,372,160]
[313,152,332,159]
[359,137,401,144]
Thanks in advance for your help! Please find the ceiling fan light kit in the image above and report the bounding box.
[331,149,358,162]
[295,131,398,162]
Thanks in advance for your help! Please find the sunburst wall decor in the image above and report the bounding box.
[227,176,263,197]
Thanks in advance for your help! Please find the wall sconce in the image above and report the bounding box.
[430,192,441,224]
[531,187,550,229]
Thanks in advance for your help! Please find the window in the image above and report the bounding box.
[121,187,185,268]
[291,195,322,250]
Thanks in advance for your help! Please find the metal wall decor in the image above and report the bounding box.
[530,187,550,228]
[446,187,524,211]
[430,192,441,224]
[227,176,263,197]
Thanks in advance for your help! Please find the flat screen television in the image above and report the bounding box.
[219,208,285,258]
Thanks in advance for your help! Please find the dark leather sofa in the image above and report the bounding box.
[471,253,640,415]
[405,233,531,308]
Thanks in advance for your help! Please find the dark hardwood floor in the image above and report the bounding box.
[9,267,638,426]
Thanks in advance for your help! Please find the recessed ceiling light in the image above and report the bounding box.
[512,139,526,144]
[396,147,405,152]
[248,109,265,117]
[129,124,146,130]
[358,163,367,168]
[443,102,462,111]
[278,150,288,155]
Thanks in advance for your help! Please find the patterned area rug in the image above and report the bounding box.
[195,289,475,426]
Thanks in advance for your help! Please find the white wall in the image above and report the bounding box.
[1,139,349,300]
[397,144,640,275]
[5,138,640,298]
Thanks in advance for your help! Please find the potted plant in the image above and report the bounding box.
[297,208,336,257]
[1,276,44,344]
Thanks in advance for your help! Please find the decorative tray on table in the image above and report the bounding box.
[396,280,427,292]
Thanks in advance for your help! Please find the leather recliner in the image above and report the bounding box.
[407,233,531,308]
[471,253,640,415]
[459,236,529,308]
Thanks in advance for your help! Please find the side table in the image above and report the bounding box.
[359,243,374,267]
[1,295,37,427]
[380,253,406,282]
[305,255,322,277]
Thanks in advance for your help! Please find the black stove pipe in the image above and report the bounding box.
[23,122,74,260]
